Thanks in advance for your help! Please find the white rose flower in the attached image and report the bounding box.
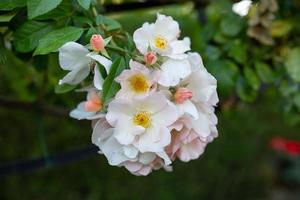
[69,89,104,120]
[158,57,191,87]
[163,53,218,119]
[167,105,218,162]
[58,42,112,90]
[115,60,159,99]
[92,118,172,175]
[172,104,218,144]
[123,157,172,176]
[133,13,190,57]
[106,92,180,152]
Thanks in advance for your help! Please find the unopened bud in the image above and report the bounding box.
[84,92,102,112]
[144,51,157,65]
[174,88,193,104]
[90,34,105,52]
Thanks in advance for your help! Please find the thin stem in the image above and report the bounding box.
[92,7,98,18]
[106,44,133,56]
[0,96,69,117]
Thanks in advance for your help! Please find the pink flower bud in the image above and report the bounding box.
[174,88,193,104]
[90,34,105,52]
[84,92,102,112]
[144,52,157,65]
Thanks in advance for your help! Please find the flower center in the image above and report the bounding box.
[129,73,150,94]
[154,36,168,49]
[132,111,152,128]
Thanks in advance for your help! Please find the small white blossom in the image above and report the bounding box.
[58,42,112,90]
[133,13,190,57]
[106,92,180,152]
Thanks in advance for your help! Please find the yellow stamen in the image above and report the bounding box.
[129,73,150,94]
[132,111,152,128]
[154,36,168,49]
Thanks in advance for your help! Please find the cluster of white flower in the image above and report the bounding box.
[58,14,218,176]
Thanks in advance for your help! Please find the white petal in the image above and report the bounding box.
[106,99,136,126]
[59,42,90,71]
[158,58,191,87]
[167,53,188,60]
[123,146,139,159]
[169,37,191,55]
[59,66,90,85]
[133,22,154,54]
[129,60,150,74]
[187,52,205,71]
[138,152,156,164]
[70,102,93,120]
[178,139,206,162]
[92,119,111,146]
[156,151,172,165]
[69,102,104,120]
[123,161,143,172]
[135,166,152,176]
[87,52,112,73]
[134,92,167,113]
[153,101,179,126]
[178,100,199,120]
[101,131,131,165]
[114,115,144,145]
[92,121,139,166]
[138,125,171,152]
[154,14,180,41]
[93,65,104,90]
[190,112,211,139]
[188,69,218,105]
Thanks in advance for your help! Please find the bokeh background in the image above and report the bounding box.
[1,0,300,199]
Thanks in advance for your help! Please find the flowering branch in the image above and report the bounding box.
[0,96,69,117]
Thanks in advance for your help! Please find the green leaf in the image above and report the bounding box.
[293,93,300,110]
[244,67,260,90]
[13,21,53,53]
[125,32,135,52]
[226,40,247,64]
[72,16,93,27]
[34,26,83,55]
[104,36,112,46]
[27,0,62,19]
[0,10,18,22]
[200,24,216,44]
[271,20,293,38]
[0,50,39,101]
[96,15,122,31]
[0,0,26,11]
[283,102,300,126]
[55,83,77,94]
[220,13,244,37]
[204,45,221,61]
[206,0,231,23]
[97,63,107,79]
[236,76,257,102]
[284,48,300,82]
[255,62,274,83]
[206,60,239,97]
[213,31,228,44]
[102,58,125,103]
[34,0,72,21]
[279,80,298,97]
[101,49,110,59]
[77,0,90,10]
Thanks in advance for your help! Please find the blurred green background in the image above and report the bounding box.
[1,0,300,199]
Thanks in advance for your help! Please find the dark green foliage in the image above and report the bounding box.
[102,57,125,103]
[1,1,300,199]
